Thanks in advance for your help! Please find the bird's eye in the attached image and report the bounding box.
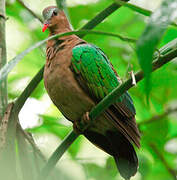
[53,10,58,16]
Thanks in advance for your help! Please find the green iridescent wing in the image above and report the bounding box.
[71,44,135,115]
[71,44,140,147]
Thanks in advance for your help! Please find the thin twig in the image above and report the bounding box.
[138,107,177,126]
[128,70,136,86]
[18,123,46,162]
[16,124,34,180]
[0,0,7,120]
[80,2,128,32]
[0,103,18,180]
[38,131,78,180]
[55,0,73,30]
[17,123,48,177]
[0,13,8,20]
[16,0,43,23]
[149,143,177,180]
[0,103,13,151]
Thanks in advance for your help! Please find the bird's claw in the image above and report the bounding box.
[73,120,83,134]
[82,111,90,124]
[73,112,90,134]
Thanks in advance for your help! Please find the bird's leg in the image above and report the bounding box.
[73,121,82,134]
[73,112,90,134]
[82,112,90,124]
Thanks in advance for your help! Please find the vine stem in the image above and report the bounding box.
[138,107,177,126]
[38,40,177,180]
[149,143,177,179]
[38,131,78,180]
[0,0,7,120]
[16,0,43,23]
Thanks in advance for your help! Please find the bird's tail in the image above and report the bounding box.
[107,131,138,180]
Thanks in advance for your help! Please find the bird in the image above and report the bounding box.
[42,6,140,180]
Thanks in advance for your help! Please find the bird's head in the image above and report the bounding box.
[42,6,68,33]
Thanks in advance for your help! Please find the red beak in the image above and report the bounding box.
[42,24,49,32]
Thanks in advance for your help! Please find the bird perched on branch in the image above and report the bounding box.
[42,6,140,180]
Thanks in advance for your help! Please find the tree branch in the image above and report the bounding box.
[138,107,177,126]
[149,143,177,180]
[16,0,43,23]
[55,0,73,30]
[0,0,7,120]
[88,47,177,124]
[0,103,13,151]
[38,131,78,180]
[0,2,15,177]
[80,1,129,32]
[0,103,17,180]
[17,123,46,162]
[37,39,177,180]
[16,124,34,180]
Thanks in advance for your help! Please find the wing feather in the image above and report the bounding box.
[71,44,140,147]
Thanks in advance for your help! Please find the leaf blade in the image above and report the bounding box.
[136,0,177,96]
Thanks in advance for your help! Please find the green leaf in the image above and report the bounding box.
[16,128,35,180]
[138,153,152,179]
[82,161,117,180]
[115,0,151,16]
[147,159,174,180]
[105,157,118,178]
[68,135,83,158]
[140,117,169,149]
[28,114,71,139]
[0,38,47,85]
[136,0,177,96]
[115,0,177,27]
[56,0,66,10]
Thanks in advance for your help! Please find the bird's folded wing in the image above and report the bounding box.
[71,44,140,147]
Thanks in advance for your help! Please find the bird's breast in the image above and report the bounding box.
[44,43,114,135]
[44,47,95,122]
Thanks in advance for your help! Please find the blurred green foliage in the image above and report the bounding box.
[136,0,177,98]
[4,0,177,180]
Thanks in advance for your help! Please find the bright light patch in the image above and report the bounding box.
[66,0,99,7]
[19,98,51,129]
[130,0,162,11]
[165,138,177,154]
[6,18,30,60]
